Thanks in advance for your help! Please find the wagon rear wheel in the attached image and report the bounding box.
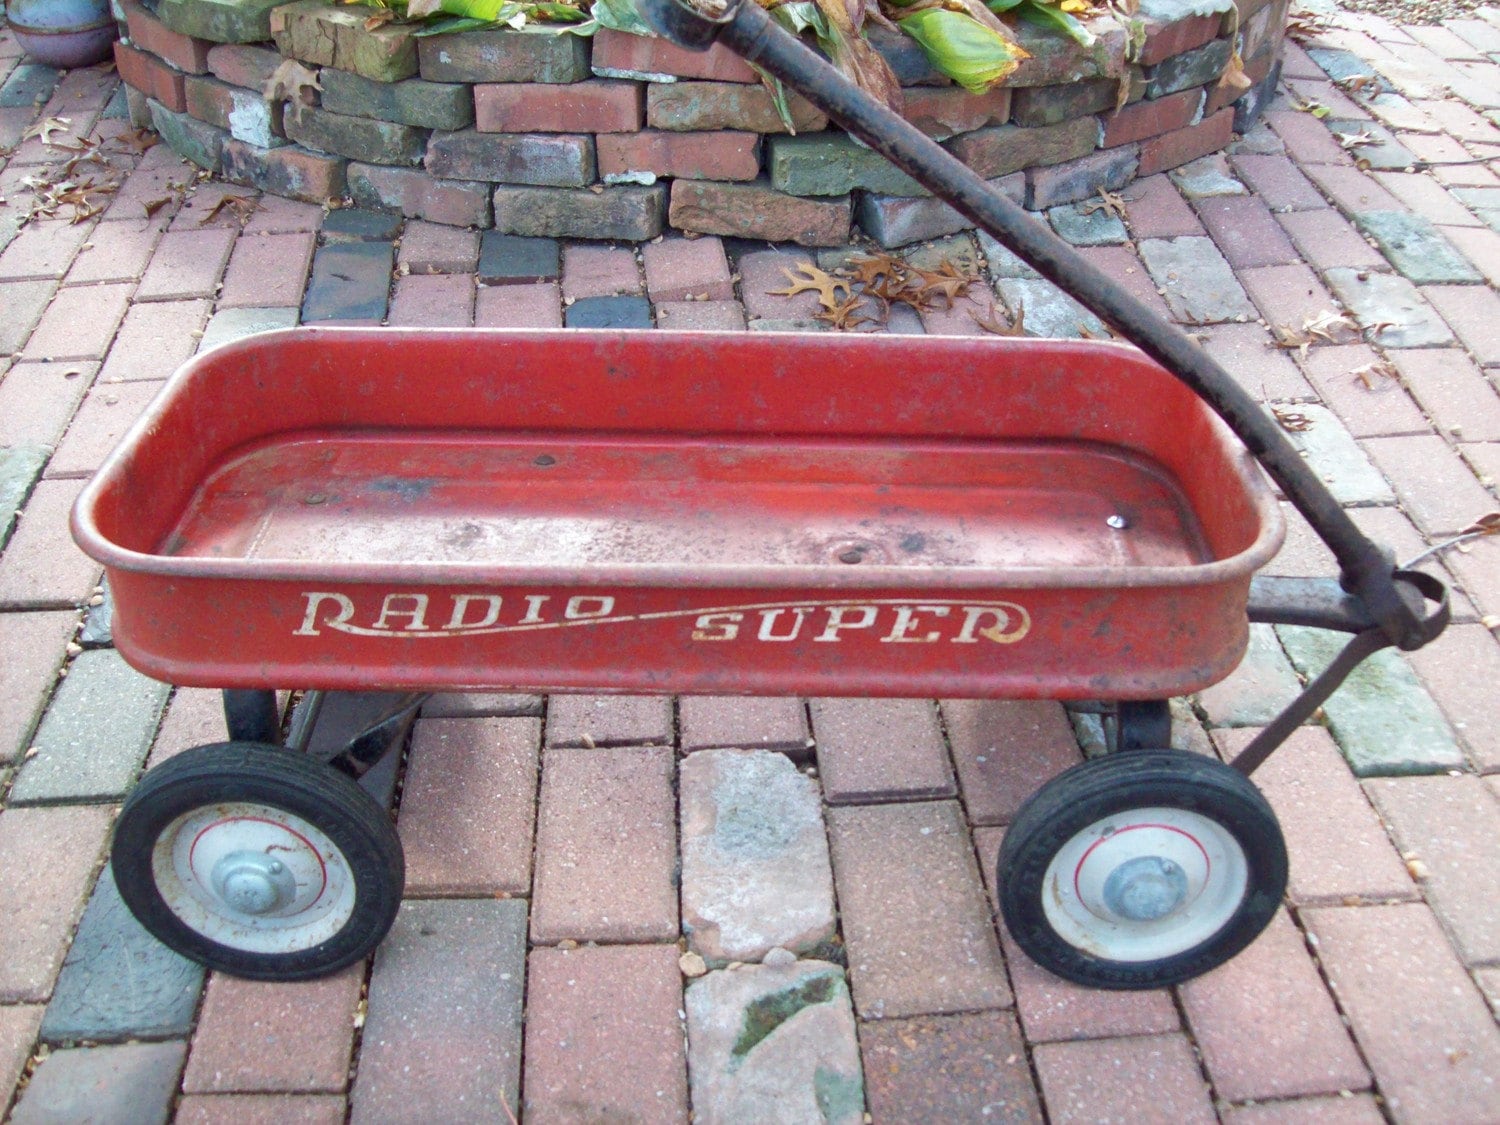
[997,749,1285,989]
[112,742,404,981]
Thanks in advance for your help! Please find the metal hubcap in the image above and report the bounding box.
[152,803,358,954]
[1102,856,1188,922]
[211,851,296,916]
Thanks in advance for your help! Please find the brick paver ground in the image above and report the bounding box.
[2,5,1500,1120]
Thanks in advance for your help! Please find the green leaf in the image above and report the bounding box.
[1015,0,1095,47]
[766,0,831,40]
[983,0,1026,13]
[896,8,1025,93]
[589,0,653,34]
[437,0,515,19]
[411,14,494,33]
[752,64,799,134]
[531,2,590,21]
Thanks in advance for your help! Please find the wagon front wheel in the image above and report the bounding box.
[112,742,404,981]
[997,749,1285,989]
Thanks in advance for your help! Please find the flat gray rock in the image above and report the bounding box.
[1279,403,1395,506]
[686,960,864,1125]
[1168,155,1247,199]
[1277,625,1465,776]
[1,445,48,551]
[977,231,1042,279]
[1324,268,1455,348]
[681,749,835,964]
[1353,210,1482,284]
[197,306,299,353]
[1138,236,1256,324]
[1048,201,1129,246]
[994,277,1108,338]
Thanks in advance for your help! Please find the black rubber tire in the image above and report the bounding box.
[112,742,404,981]
[997,749,1286,990]
[222,690,282,744]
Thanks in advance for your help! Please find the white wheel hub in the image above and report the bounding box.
[152,802,357,954]
[1042,806,1248,963]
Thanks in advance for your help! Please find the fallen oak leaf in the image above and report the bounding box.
[768,264,851,306]
[1336,73,1381,98]
[1338,128,1378,149]
[1270,309,1357,360]
[845,251,901,287]
[198,192,260,225]
[1079,187,1127,220]
[971,300,1025,336]
[816,293,875,331]
[22,116,73,146]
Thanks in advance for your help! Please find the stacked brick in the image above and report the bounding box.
[113,0,1289,246]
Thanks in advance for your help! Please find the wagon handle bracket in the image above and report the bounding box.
[638,0,1445,656]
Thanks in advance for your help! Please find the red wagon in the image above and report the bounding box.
[73,0,1450,990]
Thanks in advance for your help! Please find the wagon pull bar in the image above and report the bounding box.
[639,0,1445,655]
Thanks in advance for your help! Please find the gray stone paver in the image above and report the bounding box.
[40,868,205,1043]
[9,647,171,803]
[3,12,1500,1122]
[1138,235,1257,323]
[1325,265,1457,347]
[1280,403,1397,505]
[1354,209,1485,283]
[10,1041,186,1125]
[1277,624,1466,776]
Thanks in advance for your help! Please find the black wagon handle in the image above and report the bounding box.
[639,0,1443,653]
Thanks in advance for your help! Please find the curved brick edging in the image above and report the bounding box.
[112,0,1288,246]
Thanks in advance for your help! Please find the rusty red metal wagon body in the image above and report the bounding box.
[74,329,1281,703]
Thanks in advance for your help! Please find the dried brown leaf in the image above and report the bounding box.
[22,116,72,146]
[1271,404,1313,432]
[1350,359,1397,390]
[816,293,874,331]
[768,264,852,306]
[1079,188,1127,220]
[1337,73,1380,99]
[264,59,323,125]
[1460,512,1500,536]
[972,300,1025,336]
[198,192,261,226]
[1218,50,1253,92]
[845,252,901,287]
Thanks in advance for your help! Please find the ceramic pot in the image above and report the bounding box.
[6,0,117,68]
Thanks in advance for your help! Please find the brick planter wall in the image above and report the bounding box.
[113,0,1288,246]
